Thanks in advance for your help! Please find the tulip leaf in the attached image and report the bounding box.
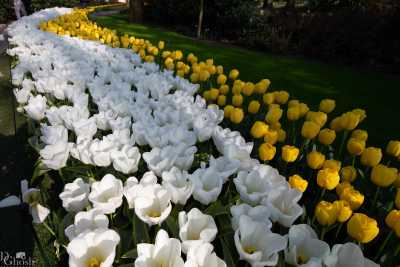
[117,263,135,267]
[132,214,150,246]
[205,201,229,216]
[165,216,179,238]
[31,161,50,184]
[220,237,236,267]
[121,248,137,259]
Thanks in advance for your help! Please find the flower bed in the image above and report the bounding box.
[4,6,400,267]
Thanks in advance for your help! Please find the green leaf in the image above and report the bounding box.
[205,201,229,217]
[220,237,236,267]
[31,161,50,184]
[117,263,135,267]
[132,214,150,246]
[121,248,137,259]
[165,216,179,238]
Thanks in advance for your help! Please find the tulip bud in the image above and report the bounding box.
[299,103,309,117]
[263,93,275,105]
[217,95,226,107]
[371,164,397,187]
[340,112,360,131]
[278,129,286,143]
[265,106,283,124]
[232,82,243,95]
[339,187,364,210]
[319,99,336,113]
[254,79,270,94]
[330,117,344,132]
[199,70,210,82]
[250,121,269,139]
[258,143,276,161]
[282,145,299,163]
[230,108,244,124]
[209,88,219,101]
[223,105,234,119]
[386,210,400,229]
[318,128,336,146]
[287,106,300,121]
[264,129,279,145]
[229,69,239,80]
[219,85,229,95]
[288,174,308,192]
[190,73,199,83]
[322,160,342,172]
[340,166,357,182]
[232,94,243,107]
[347,213,379,243]
[248,100,261,114]
[351,129,368,141]
[315,201,337,226]
[360,147,382,167]
[158,40,165,50]
[301,121,320,139]
[274,91,289,104]
[352,109,367,122]
[387,140,400,158]
[217,74,227,85]
[242,82,255,96]
[270,122,281,131]
[306,111,328,127]
[317,168,340,190]
[333,200,353,223]
[347,138,366,156]
[307,151,326,170]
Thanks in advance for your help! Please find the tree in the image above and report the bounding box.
[129,0,144,23]
[197,0,204,38]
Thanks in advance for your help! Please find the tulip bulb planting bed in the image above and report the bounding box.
[5,5,400,267]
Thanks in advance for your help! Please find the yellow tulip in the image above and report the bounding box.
[229,69,239,80]
[387,140,400,158]
[299,103,310,117]
[232,82,243,95]
[288,175,308,192]
[202,90,211,101]
[254,79,270,94]
[232,94,244,107]
[347,138,366,156]
[287,106,300,121]
[317,168,340,190]
[340,112,360,131]
[339,187,364,210]
[217,95,226,107]
[301,121,320,139]
[315,201,338,226]
[199,70,210,82]
[371,164,397,187]
[209,88,219,101]
[265,106,283,124]
[217,74,227,85]
[322,160,342,172]
[319,99,336,113]
[360,147,382,167]
[274,91,289,104]
[385,210,400,229]
[288,99,300,107]
[248,100,261,114]
[306,111,328,127]
[333,200,353,223]
[264,129,279,145]
[394,172,400,188]
[242,82,255,96]
[230,108,244,124]
[216,65,223,74]
[352,108,367,122]
[351,129,368,141]
[330,117,344,132]
[347,213,379,243]
[219,85,229,95]
[340,166,357,183]
[318,128,336,146]
[282,145,299,163]
[223,105,234,119]
[258,143,276,161]
[263,93,275,105]
[190,73,199,83]
[250,121,269,139]
[158,40,165,49]
[307,151,326,170]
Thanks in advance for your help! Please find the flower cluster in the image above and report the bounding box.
[4,5,399,267]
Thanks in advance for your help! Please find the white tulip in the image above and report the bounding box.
[89,138,116,167]
[88,174,123,214]
[24,94,47,121]
[185,242,226,267]
[178,208,218,254]
[73,118,98,139]
[235,215,287,266]
[0,195,21,208]
[324,243,379,267]
[209,156,239,182]
[135,229,184,267]
[262,187,303,227]
[70,137,93,165]
[59,178,90,212]
[123,171,158,209]
[212,126,253,155]
[14,88,31,104]
[110,145,141,174]
[40,124,68,145]
[234,164,287,205]
[285,224,330,267]
[21,180,50,224]
[39,141,71,170]
[67,228,120,267]
[133,182,172,226]
[161,167,193,205]
[190,166,224,205]
[193,105,223,142]
[65,208,109,241]
[230,203,272,230]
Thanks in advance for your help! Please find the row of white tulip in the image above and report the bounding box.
[3,7,378,267]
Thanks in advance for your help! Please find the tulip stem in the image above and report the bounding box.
[334,223,343,239]
[43,221,56,238]
[352,156,356,167]
[394,243,400,256]
[375,230,393,260]
[372,187,381,209]
[320,227,327,240]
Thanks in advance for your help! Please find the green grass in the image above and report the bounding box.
[92,13,400,146]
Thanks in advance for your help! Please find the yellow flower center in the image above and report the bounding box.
[297,254,308,264]
[244,246,257,254]
[147,210,161,218]
[87,257,101,267]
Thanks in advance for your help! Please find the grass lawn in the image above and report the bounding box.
[92,13,400,146]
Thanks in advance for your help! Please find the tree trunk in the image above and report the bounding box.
[197,0,204,39]
[129,0,144,23]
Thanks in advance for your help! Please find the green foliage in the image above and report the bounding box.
[0,1,15,23]
[30,0,80,12]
